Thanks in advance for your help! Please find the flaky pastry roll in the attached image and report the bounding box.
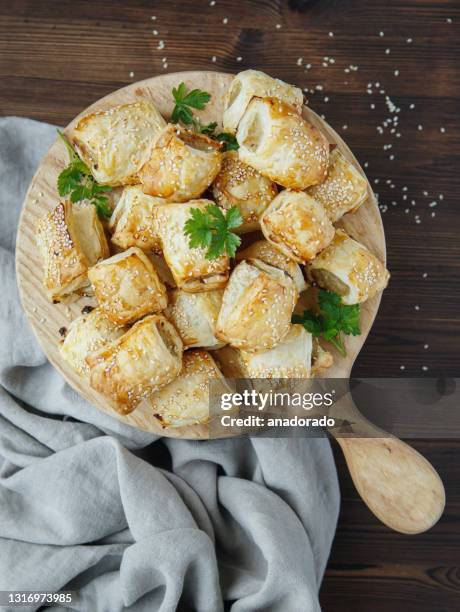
[88,247,167,325]
[109,185,165,252]
[36,201,109,303]
[215,259,297,353]
[152,200,230,292]
[139,125,222,202]
[60,308,127,377]
[237,97,329,189]
[150,349,227,428]
[260,190,334,264]
[87,314,183,414]
[236,239,307,294]
[223,69,303,133]
[307,229,390,305]
[211,152,277,233]
[306,148,368,222]
[166,288,225,349]
[71,99,166,186]
[238,324,313,378]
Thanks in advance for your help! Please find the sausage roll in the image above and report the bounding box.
[60,308,127,377]
[215,259,297,352]
[71,99,166,186]
[150,349,227,428]
[153,200,230,292]
[307,229,390,305]
[88,247,167,325]
[138,125,222,202]
[236,240,307,294]
[165,288,225,349]
[260,190,334,264]
[223,69,303,133]
[109,185,165,252]
[87,314,183,414]
[36,201,109,303]
[306,148,368,222]
[237,97,329,189]
[211,152,277,233]
[238,325,313,378]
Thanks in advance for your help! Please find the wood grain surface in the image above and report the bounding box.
[1,0,459,609]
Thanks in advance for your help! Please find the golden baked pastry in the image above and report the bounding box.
[150,349,228,427]
[87,314,183,414]
[60,308,127,377]
[166,288,225,349]
[215,259,297,352]
[307,229,390,304]
[152,200,230,292]
[88,247,167,325]
[223,69,303,133]
[236,239,307,294]
[237,97,329,189]
[138,124,222,202]
[71,99,166,186]
[36,201,109,303]
[109,185,166,252]
[306,148,368,222]
[211,152,277,233]
[260,190,334,264]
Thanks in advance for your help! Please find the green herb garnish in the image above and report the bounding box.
[292,290,361,357]
[56,130,112,218]
[170,83,239,151]
[184,204,243,259]
[214,132,240,151]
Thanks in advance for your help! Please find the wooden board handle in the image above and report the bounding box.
[332,394,445,534]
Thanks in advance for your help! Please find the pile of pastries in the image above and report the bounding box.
[36,70,389,427]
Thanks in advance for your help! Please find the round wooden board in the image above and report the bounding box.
[16,71,386,440]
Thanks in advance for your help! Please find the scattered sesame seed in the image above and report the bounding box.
[414,305,420,310]
[409,103,415,109]
[342,124,348,130]
[151,15,156,20]
[394,70,399,76]
[446,18,452,23]
[417,124,423,131]
[223,17,228,24]
[236,56,242,62]
[379,31,384,37]
[210,0,216,5]
[440,127,446,133]
[211,55,217,62]
[422,366,429,371]
[407,38,413,43]
[129,71,134,78]
[400,365,405,370]
[329,31,334,37]
[296,57,303,66]
[276,23,282,29]
[424,344,429,349]
[385,48,391,54]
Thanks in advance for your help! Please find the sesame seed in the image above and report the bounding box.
[440,127,446,133]
[211,55,217,62]
[236,56,242,62]
[379,31,384,37]
[276,23,282,29]
[417,124,423,131]
[385,48,390,54]
[407,38,413,43]
[394,70,399,76]
[422,273,428,278]
[400,365,405,370]
[329,31,334,37]
[424,344,429,349]
[422,366,428,371]
[223,17,228,24]
[129,71,134,77]
[414,305,420,310]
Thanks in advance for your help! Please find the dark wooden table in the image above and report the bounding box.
[1,1,459,609]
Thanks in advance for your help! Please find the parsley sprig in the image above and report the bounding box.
[171,82,239,151]
[292,290,361,357]
[56,130,112,218]
[184,204,243,259]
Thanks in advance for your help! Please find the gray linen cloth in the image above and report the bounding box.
[0,117,340,612]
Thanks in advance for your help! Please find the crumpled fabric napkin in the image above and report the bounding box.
[0,116,340,612]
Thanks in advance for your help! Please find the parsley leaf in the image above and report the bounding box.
[184,204,243,259]
[214,132,240,151]
[56,130,112,218]
[292,290,361,357]
[172,83,211,125]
